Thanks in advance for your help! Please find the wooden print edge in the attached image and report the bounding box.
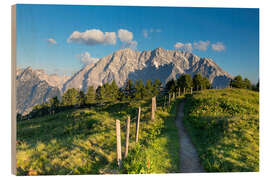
[11,4,17,175]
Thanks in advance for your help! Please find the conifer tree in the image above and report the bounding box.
[134,80,144,100]
[62,88,80,106]
[144,80,153,99]
[153,79,161,96]
[85,86,95,104]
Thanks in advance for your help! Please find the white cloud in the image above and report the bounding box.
[77,52,99,65]
[121,40,138,49]
[48,38,57,44]
[212,42,225,52]
[193,40,210,51]
[174,42,184,49]
[118,29,133,43]
[118,29,137,49]
[143,29,148,38]
[142,28,162,38]
[67,29,116,45]
[174,42,192,52]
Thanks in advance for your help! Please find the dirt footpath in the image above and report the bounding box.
[176,102,205,173]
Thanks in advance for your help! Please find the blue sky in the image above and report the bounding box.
[16,4,259,83]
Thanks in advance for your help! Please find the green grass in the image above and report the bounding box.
[183,88,259,172]
[16,98,180,175]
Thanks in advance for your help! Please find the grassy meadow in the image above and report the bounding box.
[183,88,259,172]
[16,98,180,175]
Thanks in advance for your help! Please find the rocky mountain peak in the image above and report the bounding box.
[17,48,232,115]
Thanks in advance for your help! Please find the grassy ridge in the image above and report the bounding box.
[16,99,180,175]
[184,88,259,172]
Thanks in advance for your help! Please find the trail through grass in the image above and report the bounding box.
[183,88,259,172]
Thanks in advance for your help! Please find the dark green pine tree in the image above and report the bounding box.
[153,79,162,96]
[144,80,154,99]
[202,77,211,89]
[231,75,244,88]
[243,78,252,89]
[78,90,86,106]
[96,85,106,102]
[62,88,80,106]
[134,80,144,100]
[49,96,59,110]
[85,86,96,104]
[124,79,135,100]
[110,80,119,101]
[166,79,176,94]
[192,74,203,90]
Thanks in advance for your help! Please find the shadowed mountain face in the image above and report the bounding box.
[63,48,232,91]
[16,67,62,115]
[17,48,232,115]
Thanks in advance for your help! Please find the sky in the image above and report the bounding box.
[16,4,259,83]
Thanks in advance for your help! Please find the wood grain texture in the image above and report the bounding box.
[124,116,130,158]
[135,106,141,143]
[116,120,122,169]
[11,4,17,175]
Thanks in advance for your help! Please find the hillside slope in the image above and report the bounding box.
[16,99,180,175]
[184,89,259,172]
[16,67,62,115]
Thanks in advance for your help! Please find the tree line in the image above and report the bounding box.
[230,75,259,91]
[165,74,211,94]
[17,73,258,120]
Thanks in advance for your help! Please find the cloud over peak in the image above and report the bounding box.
[118,29,137,49]
[193,40,210,51]
[67,29,116,45]
[77,52,99,65]
[174,40,225,53]
[174,42,192,52]
[212,42,225,51]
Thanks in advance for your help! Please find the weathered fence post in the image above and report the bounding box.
[153,96,156,111]
[183,87,186,94]
[116,120,122,169]
[163,96,166,109]
[178,88,181,97]
[191,87,193,94]
[124,116,130,158]
[135,106,141,143]
[151,97,156,121]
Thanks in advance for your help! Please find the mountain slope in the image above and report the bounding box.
[16,67,62,115]
[17,48,232,115]
[63,48,232,92]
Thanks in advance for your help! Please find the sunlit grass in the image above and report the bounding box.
[16,99,180,175]
[184,88,259,172]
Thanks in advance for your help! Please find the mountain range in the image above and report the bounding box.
[16,48,232,115]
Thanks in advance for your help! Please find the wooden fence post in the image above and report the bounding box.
[178,88,181,97]
[116,120,122,169]
[135,107,141,143]
[151,97,156,121]
[191,87,193,94]
[124,116,130,158]
[163,96,166,109]
[153,96,156,111]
